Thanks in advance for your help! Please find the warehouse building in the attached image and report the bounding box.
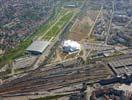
[108,58,132,75]
[26,41,50,55]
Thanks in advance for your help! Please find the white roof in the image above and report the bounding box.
[63,40,81,51]
[26,41,49,53]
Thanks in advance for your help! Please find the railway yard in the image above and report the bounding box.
[0,59,110,96]
[0,0,132,100]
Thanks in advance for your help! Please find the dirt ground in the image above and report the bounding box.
[53,49,81,63]
[86,10,99,21]
[68,10,99,41]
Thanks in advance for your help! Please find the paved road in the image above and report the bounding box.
[105,0,115,45]
[88,5,103,38]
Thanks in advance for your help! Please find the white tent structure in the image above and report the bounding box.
[62,40,81,54]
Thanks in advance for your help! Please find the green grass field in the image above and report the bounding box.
[43,11,74,40]
[36,8,68,39]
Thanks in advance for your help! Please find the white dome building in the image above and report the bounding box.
[62,40,81,54]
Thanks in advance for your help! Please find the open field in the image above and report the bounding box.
[68,16,92,41]
[67,2,100,42]
[42,10,75,40]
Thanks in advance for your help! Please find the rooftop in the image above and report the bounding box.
[108,58,132,75]
[26,41,50,54]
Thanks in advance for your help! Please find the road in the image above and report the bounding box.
[105,0,115,45]
[87,5,103,38]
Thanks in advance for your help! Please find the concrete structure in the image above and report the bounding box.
[26,41,50,55]
[62,40,81,54]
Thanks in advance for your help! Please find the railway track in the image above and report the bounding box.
[0,61,110,96]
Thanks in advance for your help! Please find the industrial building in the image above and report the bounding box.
[108,58,132,75]
[90,88,126,100]
[26,41,50,55]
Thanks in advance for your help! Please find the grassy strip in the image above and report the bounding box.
[36,8,68,39]
[43,11,74,40]
[0,39,32,66]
